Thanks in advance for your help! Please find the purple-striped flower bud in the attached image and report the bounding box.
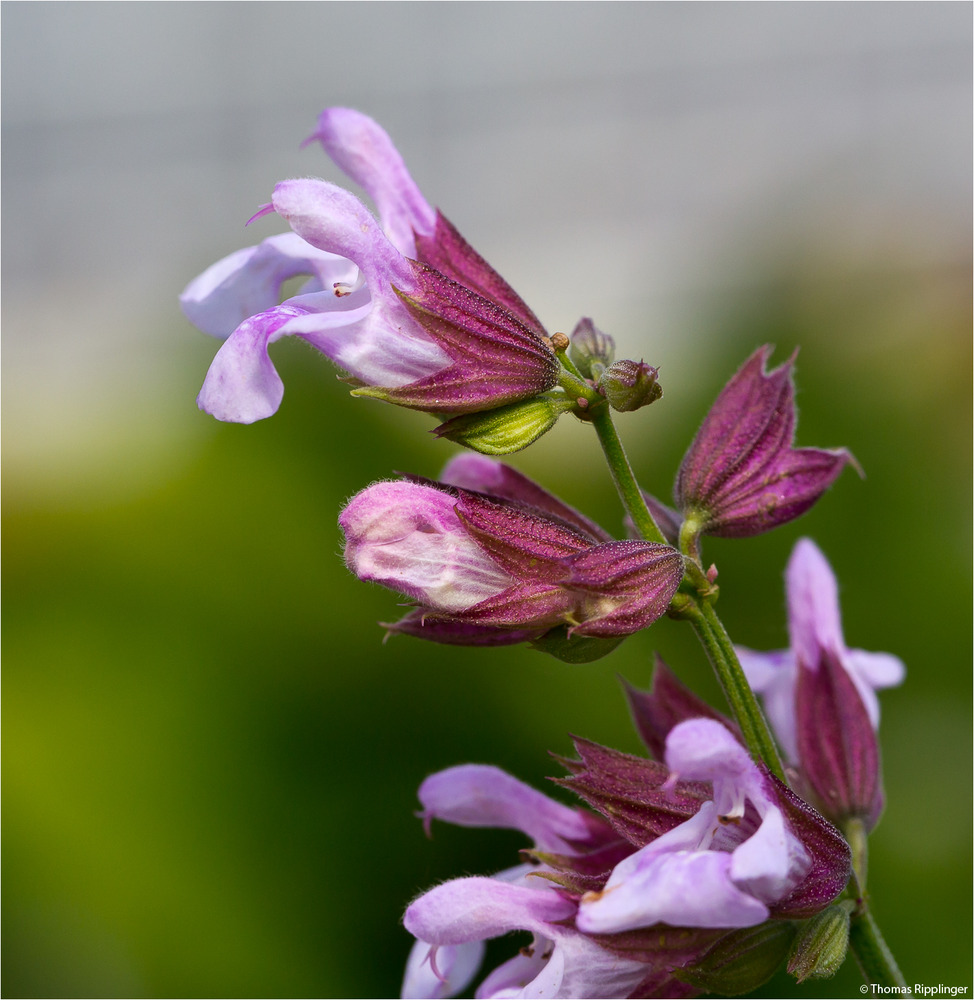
[737,539,905,831]
[597,359,662,413]
[339,460,684,646]
[569,317,616,380]
[675,346,855,539]
[182,108,561,423]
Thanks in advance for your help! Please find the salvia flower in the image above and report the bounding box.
[181,108,560,423]
[736,538,905,830]
[575,719,828,934]
[339,456,685,645]
[673,345,855,540]
[402,764,656,1000]
[402,714,849,998]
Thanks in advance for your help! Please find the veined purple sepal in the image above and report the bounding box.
[675,346,855,539]
[453,489,593,576]
[414,212,546,336]
[382,611,544,647]
[434,579,570,631]
[564,542,685,638]
[439,454,611,542]
[624,656,737,761]
[555,739,711,847]
[355,263,559,414]
[766,771,851,919]
[796,646,884,831]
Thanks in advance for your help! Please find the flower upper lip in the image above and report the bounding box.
[182,107,562,424]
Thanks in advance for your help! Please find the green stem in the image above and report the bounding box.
[590,408,666,545]
[845,817,869,888]
[849,902,909,991]
[589,403,906,991]
[590,407,783,777]
[686,599,787,783]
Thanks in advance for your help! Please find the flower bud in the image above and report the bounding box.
[787,901,853,982]
[340,470,684,646]
[597,360,662,412]
[676,922,796,995]
[432,394,575,455]
[568,317,615,379]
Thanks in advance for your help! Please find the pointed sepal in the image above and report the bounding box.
[676,346,855,539]
[624,655,737,760]
[787,901,853,982]
[432,394,575,455]
[675,921,796,995]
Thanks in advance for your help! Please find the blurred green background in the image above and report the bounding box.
[4,4,971,998]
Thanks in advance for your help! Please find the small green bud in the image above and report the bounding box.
[675,921,795,996]
[568,317,616,380]
[432,395,575,455]
[597,360,662,412]
[787,902,853,982]
[529,625,625,663]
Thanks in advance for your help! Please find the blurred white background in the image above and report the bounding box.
[4,2,970,486]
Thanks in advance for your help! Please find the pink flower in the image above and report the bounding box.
[736,538,905,829]
[338,458,684,645]
[181,109,560,423]
[400,718,850,998]
[402,765,646,1000]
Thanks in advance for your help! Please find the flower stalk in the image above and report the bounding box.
[849,903,909,992]
[590,407,667,546]
[591,406,786,782]
[686,599,788,784]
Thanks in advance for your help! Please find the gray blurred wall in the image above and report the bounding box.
[3,1,970,476]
